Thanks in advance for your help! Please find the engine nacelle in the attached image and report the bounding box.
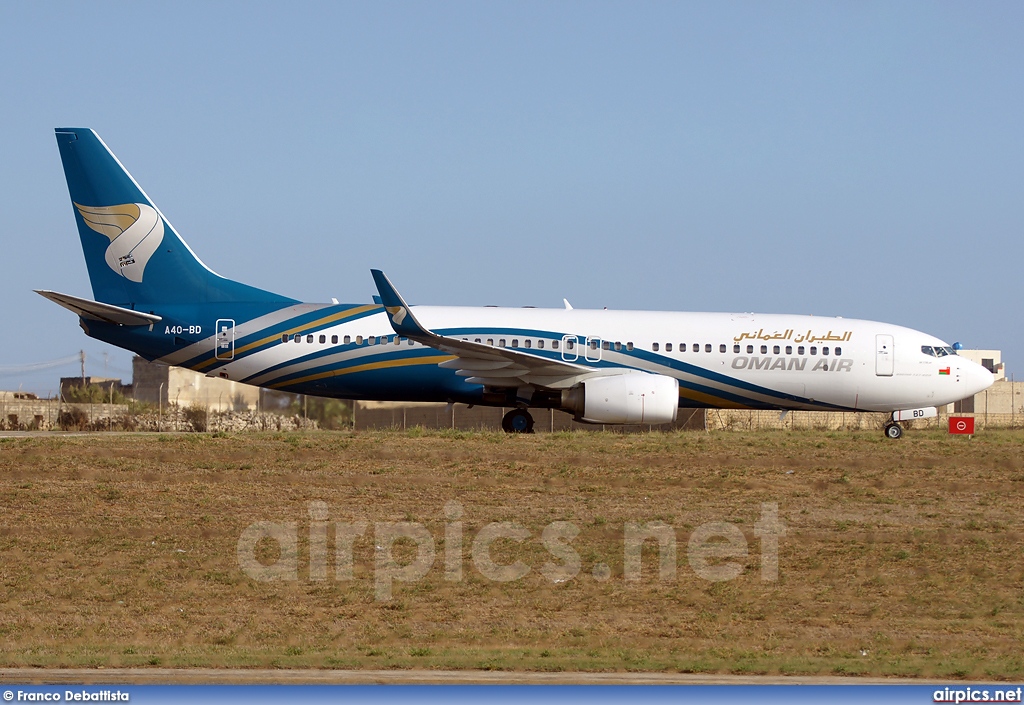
[560,372,679,425]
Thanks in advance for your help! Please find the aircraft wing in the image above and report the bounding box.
[36,290,163,326]
[371,270,595,389]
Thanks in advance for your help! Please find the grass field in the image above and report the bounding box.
[1,428,1022,678]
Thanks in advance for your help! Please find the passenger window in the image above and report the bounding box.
[566,340,574,350]
[733,344,740,353]
[538,340,545,349]
[395,336,401,345]
[835,346,842,355]
[665,343,672,352]
[720,344,726,353]
[603,341,611,350]
[408,339,414,345]
[525,339,532,348]
[306,334,313,343]
[486,338,494,346]
[499,339,506,347]
[294,335,301,344]
[344,335,351,344]
[747,345,753,354]
[356,335,363,345]
[552,340,559,350]
[705,344,712,353]
[652,342,660,352]
[760,345,767,354]
[680,343,687,352]
[810,346,817,355]
[590,340,598,350]
[511,339,518,348]
[822,346,829,356]
[474,338,481,343]
[626,342,634,351]
[773,345,780,354]
[785,345,792,354]
[692,343,699,352]
[281,334,289,343]
[614,342,622,351]
[331,335,338,344]
[319,334,326,344]
[797,346,804,355]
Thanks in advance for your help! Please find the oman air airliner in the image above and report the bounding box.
[39,129,994,438]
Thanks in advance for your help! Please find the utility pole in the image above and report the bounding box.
[80,350,86,386]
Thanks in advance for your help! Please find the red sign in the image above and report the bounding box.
[949,417,975,434]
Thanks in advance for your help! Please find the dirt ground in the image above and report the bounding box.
[0,428,1021,679]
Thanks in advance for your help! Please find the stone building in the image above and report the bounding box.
[132,357,259,412]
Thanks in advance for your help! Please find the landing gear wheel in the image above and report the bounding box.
[884,422,903,440]
[502,408,535,434]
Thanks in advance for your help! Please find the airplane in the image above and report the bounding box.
[39,128,994,438]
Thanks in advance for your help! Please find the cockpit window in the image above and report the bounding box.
[935,346,948,357]
[921,345,935,357]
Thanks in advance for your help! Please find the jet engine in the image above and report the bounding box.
[560,372,679,425]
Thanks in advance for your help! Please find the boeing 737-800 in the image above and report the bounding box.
[39,129,994,438]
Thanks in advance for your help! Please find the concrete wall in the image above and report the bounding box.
[355,380,1024,433]
[353,401,705,432]
[957,379,1024,418]
[710,382,1024,431]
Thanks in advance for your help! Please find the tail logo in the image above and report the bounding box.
[74,202,164,283]
[386,305,408,326]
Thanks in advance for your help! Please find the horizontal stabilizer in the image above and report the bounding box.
[36,290,162,326]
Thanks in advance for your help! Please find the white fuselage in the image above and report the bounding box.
[189,304,995,413]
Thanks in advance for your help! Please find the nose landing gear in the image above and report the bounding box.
[502,408,535,434]
[883,421,903,439]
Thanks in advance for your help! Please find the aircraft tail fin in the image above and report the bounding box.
[54,128,293,306]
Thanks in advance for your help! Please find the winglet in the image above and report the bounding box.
[370,269,431,339]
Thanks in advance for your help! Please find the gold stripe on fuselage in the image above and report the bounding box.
[194,304,380,371]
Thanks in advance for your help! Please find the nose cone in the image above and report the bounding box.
[963,358,995,397]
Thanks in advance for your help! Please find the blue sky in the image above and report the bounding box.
[1,2,1021,394]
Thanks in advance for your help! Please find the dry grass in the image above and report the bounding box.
[0,428,1023,678]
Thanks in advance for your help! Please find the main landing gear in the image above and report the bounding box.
[502,408,535,434]
[883,421,903,440]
